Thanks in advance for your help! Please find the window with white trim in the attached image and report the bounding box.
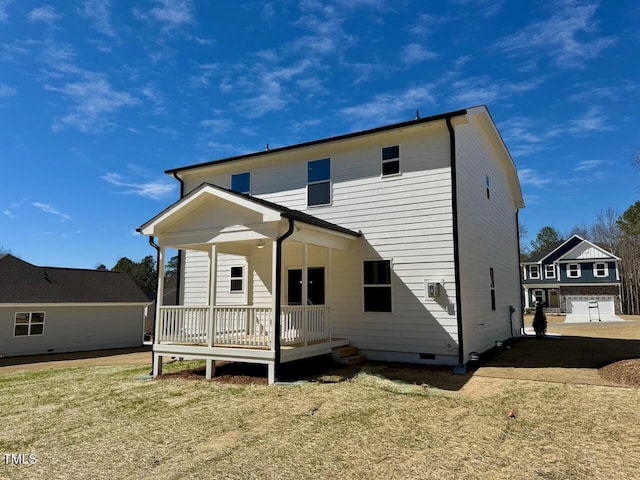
[533,290,544,305]
[529,265,540,279]
[363,260,392,312]
[230,266,244,292]
[307,158,331,206]
[567,263,581,278]
[382,145,400,176]
[594,263,607,277]
[545,264,555,279]
[14,312,45,336]
[231,172,251,194]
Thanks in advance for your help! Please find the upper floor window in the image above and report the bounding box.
[363,260,392,312]
[382,145,400,176]
[567,263,581,278]
[594,263,607,278]
[529,265,540,279]
[14,312,45,336]
[231,172,251,194]
[545,265,555,279]
[230,266,244,292]
[307,158,331,206]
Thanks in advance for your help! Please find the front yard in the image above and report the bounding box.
[2,357,639,480]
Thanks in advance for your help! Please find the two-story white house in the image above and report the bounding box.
[138,105,525,384]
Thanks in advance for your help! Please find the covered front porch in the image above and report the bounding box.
[138,183,361,384]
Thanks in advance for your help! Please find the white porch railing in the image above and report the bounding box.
[157,305,329,348]
[280,305,330,346]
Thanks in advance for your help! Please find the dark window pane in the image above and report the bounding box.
[308,158,330,183]
[382,145,399,160]
[230,266,243,277]
[364,287,392,312]
[382,160,400,176]
[308,268,325,305]
[363,260,391,285]
[15,313,29,324]
[288,270,302,305]
[231,172,250,193]
[15,325,29,336]
[30,324,44,335]
[308,182,330,206]
[31,312,45,323]
[491,290,496,311]
[230,279,243,292]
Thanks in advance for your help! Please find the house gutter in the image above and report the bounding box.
[170,172,185,306]
[516,210,526,336]
[446,115,466,372]
[273,217,295,379]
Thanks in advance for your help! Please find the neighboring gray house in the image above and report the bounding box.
[139,105,525,383]
[0,254,150,357]
[521,235,622,314]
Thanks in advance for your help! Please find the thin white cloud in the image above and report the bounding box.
[407,13,450,36]
[32,202,71,221]
[102,172,177,200]
[200,118,234,133]
[27,5,62,24]
[0,83,16,97]
[401,43,438,64]
[517,168,554,189]
[568,106,614,134]
[450,77,543,106]
[78,0,117,38]
[493,1,615,68]
[3,210,15,219]
[45,73,139,133]
[135,0,194,31]
[574,159,605,172]
[0,0,12,23]
[341,85,437,127]
[450,0,504,17]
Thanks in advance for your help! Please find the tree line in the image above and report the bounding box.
[97,255,178,295]
[523,201,640,314]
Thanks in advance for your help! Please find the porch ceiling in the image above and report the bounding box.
[138,183,361,250]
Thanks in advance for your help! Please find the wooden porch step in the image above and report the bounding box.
[331,345,365,365]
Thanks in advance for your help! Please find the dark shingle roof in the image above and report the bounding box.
[0,255,150,304]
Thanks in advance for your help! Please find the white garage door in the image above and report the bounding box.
[566,296,615,315]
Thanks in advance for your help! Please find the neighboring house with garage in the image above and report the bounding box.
[0,254,150,357]
[521,235,622,315]
[138,105,525,383]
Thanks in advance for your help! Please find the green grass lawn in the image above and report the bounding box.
[1,361,639,480]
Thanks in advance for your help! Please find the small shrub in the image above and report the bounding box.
[532,302,547,336]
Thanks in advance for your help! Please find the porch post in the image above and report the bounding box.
[523,287,530,309]
[153,247,165,378]
[327,248,332,342]
[208,244,217,348]
[302,243,308,346]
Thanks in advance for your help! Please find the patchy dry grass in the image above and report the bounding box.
[1,360,640,480]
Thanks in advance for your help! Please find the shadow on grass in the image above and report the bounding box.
[152,334,640,390]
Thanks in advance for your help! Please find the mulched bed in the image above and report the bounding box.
[599,359,640,387]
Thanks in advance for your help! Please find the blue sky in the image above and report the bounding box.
[1,0,639,268]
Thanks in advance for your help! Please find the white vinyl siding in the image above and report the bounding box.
[455,114,523,360]
[0,305,144,357]
[180,124,460,360]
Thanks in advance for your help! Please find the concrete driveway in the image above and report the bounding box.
[564,313,625,323]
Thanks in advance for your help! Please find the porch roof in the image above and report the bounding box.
[137,182,361,242]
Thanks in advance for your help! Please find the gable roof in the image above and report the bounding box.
[0,254,150,304]
[522,235,619,264]
[138,183,362,239]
